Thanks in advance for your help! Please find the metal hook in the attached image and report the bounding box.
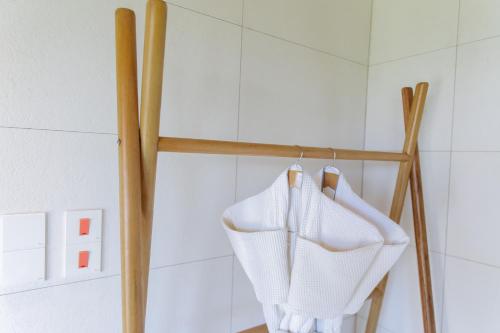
[296,150,304,165]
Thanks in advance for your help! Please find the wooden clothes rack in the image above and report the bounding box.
[114,1,436,333]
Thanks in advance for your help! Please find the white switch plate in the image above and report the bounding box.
[64,243,101,278]
[0,213,46,287]
[1,248,45,287]
[64,209,102,279]
[0,213,46,252]
[65,209,102,246]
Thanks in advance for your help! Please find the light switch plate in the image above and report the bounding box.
[64,243,101,278]
[64,209,102,279]
[0,213,46,252]
[0,213,46,287]
[65,209,102,246]
[1,248,45,287]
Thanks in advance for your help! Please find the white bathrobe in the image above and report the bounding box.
[222,167,408,333]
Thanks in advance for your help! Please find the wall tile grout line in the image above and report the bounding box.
[458,32,500,47]
[419,150,500,153]
[405,245,500,271]
[360,0,376,203]
[0,254,233,297]
[440,1,462,331]
[370,45,457,67]
[168,1,369,67]
[243,27,368,67]
[230,1,246,331]
[0,125,117,136]
[149,254,234,271]
[166,1,242,27]
[229,254,236,333]
[0,275,122,298]
[444,253,500,270]
[370,33,500,69]
[443,150,500,153]
[357,0,375,329]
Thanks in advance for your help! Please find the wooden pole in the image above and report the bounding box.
[402,87,437,333]
[158,137,410,162]
[139,0,167,312]
[365,82,428,333]
[115,8,145,333]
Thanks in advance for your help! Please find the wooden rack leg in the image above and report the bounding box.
[402,87,437,333]
[239,324,268,333]
[365,82,429,333]
[139,0,167,312]
[115,8,145,333]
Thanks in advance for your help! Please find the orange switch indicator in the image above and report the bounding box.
[78,251,89,268]
[79,218,90,236]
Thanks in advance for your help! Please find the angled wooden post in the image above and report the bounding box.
[115,8,145,333]
[401,87,437,333]
[139,0,167,312]
[365,82,429,333]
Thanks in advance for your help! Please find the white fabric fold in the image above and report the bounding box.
[315,168,409,315]
[223,226,289,304]
[287,237,382,319]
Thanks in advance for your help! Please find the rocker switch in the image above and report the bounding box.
[79,218,90,236]
[78,251,89,268]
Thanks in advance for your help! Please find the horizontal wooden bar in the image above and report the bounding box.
[157,137,409,162]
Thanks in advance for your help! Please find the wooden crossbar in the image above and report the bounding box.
[158,137,410,161]
[114,1,436,333]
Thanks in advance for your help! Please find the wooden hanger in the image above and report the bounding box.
[322,152,339,192]
[322,167,339,192]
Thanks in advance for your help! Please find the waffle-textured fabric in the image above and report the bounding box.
[222,167,409,333]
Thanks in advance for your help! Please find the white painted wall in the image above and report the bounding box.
[357,0,500,332]
[0,0,372,332]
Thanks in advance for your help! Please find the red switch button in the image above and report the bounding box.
[79,218,90,236]
[79,251,89,268]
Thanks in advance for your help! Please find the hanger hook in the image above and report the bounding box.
[296,150,304,165]
[332,151,336,167]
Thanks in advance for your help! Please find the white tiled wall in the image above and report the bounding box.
[442,256,500,333]
[0,0,371,332]
[361,0,500,332]
[453,37,500,151]
[365,48,456,152]
[369,0,459,65]
[238,29,367,149]
[357,249,446,333]
[243,0,372,64]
